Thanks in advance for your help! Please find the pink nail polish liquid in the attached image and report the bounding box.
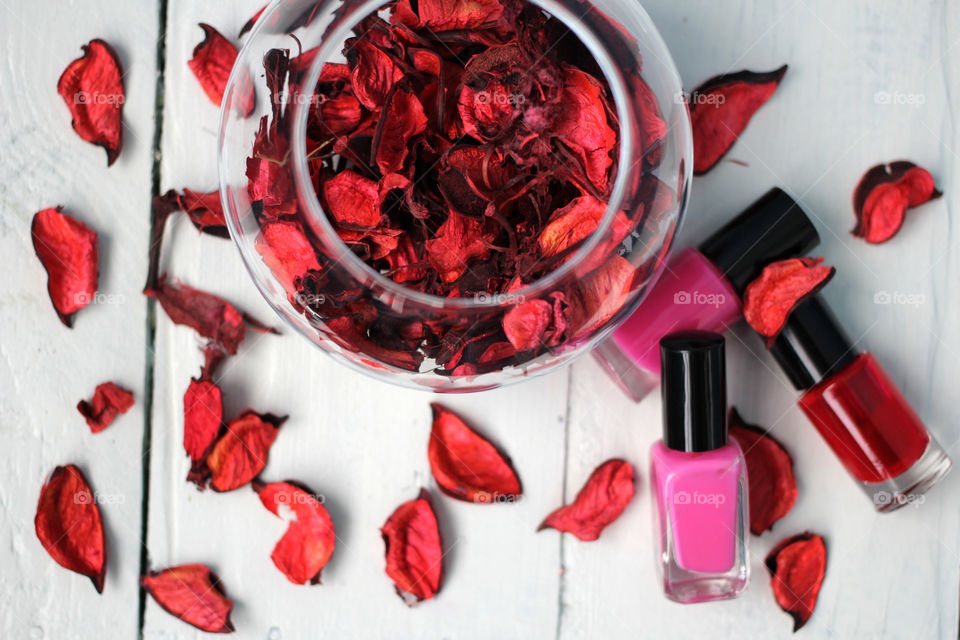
[650,331,749,603]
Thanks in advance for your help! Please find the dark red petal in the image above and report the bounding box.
[206,411,286,492]
[502,300,553,352]
[159,189,230,238]
[728,408,797,535]
[374,88,428,174]
[256,221,322,294]
[239,5,267,38]
[77,382,134,433]
[145,276,275,356]
[350,40,403,110]
[142,564,235,633]
[322,170,383,229]
[392,0,504,31]
[424,212,491,283]
[554,67,617,192]
[428,404,521,503]
[381,489,444,604]
[743,257,835,345]
[565,255,634,338]
[188,24,253,116]
[538,459,635,541]
[57,39,124,165]
[183,378,223,484]
[34,465,106,592]
[31,208,99,327]
[537,195,630,259]
[765,532,827,631]
[852,161,941,243]
[690,66,787,175]
[254,481,336,585]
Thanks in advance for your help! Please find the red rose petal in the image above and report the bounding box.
[206,411,286,492]
[322,170,383,229]
[392,0,504,31]
[254,481,336,585]
[31,208,99,327]
[381,489,444,604]
[428,404,522,503]
[537,195,630,259]
[256,221,322,294]
[374,87,428,175]
[502,300,553,351]
[239,5,267,38]
[142,564,235,633]
[424,212,492,283]
[690,65,787,174]
[183,378,223,486]
[852,161,941,243]
[765,532,827,631]
[35,465,106,592]
[554,67,617,192]
[538,459,635,541]
[155,189,230,238]
[146,275,276,356]
[743,257,835,346]
[77,382,134,433]
[57,39,125,166]
[566,255,634,338]
[350,40,403,110]
[188,24,254,116]
[728,408,797,535]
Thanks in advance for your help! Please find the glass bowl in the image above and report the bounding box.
[218,0,692,392]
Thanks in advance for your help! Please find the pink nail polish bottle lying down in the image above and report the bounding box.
[649,331,749,603]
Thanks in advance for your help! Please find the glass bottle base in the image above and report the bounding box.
[661,574,749,604]
[862,436,952,512]
[592,339,659,402]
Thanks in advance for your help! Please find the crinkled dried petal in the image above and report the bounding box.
[381,489,444,604]
[142,564,234,633]
[350,40,403,110]
[31,208,99,327]
[554,67,617,191]
[743,257,835,346]
[255,481,336,585]
[183,378,223,478]
[322,170,383,229]
[852,161,941,243]
[765,532,827,631]
[206,411,286,492]
[538,459,635,541]
[502,300,553,351]
[189,24,254,116]
[424,212,491,283]
[77,382,134,433]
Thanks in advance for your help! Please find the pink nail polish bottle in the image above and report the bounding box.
[650,331,749,603]
[595,188,819,402]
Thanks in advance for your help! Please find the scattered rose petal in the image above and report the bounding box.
[428,404,522,503]
[154,189,229,238]
[852,161,941,243]
[57,39,125,165]
[381,489,444,604]
[189,24,254,116]
[743,257,835,346]
[34,465,106,592]
[538,459,635,541]
[142,564,235,633]
[728,408,797,535]
[183,378,223,486]
[254,481,336,585]
[206,411,286,492]
[77,382,134,433]
[690,65,788,174]
[765,532,827,631]
[31,207,99,327]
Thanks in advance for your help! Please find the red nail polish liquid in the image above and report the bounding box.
[769,295,951,512]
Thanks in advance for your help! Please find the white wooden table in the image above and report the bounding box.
[2,1,959,638]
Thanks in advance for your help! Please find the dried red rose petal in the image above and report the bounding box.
[743,257,835,346]
[254,481,336,585]
[424,212,492,283]
[35,465,106,592]
[538,459,635,541]
[142,564,234,633]
[31,207,99,327]
[155,189,229,238]
[189,24,254,116]
[77,382,134,433]
[239,5,267,38]
[554,67,618,192]
[728,408,797,535]
[381,489,444,604]
[183,378,223,484]
[374,87,428,174]
[57,39,124,165]
[350,40,403,110]
[322,170,383,228]
[852,161,941,243]
[538,195,630,258]
[206,411,286,492]
[566,256,634,337]
[428,404,522,503]
[392,0,504,31]
[256,221,322,293]
[146,275,276,356]
[690,65,787,174]
[502,300,553,352]
[765,532,827,631]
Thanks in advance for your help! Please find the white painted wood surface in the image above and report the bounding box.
[1,0,958,638]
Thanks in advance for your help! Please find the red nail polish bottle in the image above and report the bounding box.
[768,295,951,512]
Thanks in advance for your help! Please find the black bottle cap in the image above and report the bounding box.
[698,188,821,296]
[768,294,859,390]
[660,331,727,452]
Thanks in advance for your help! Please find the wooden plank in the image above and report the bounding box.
[143,2,568,638]
[0,1,158,638]
[562,0,960,638]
